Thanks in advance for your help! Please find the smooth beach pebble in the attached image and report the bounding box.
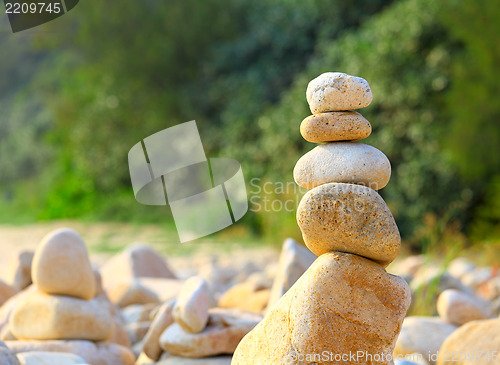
[9,291,114,341]
[293,142,391,190]
[32,228,95,301]
[296,183,400,266]
[232,252,410,365]
[173,276,210,334]
[436,289,492,325]
[300,111,372,142]
[306,72,373,113]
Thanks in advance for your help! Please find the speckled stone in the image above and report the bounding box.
[306,72,373,114]
[296,183,400,266]
[294,142,391,191]
[300,111,372,143]
[232,252,411,365]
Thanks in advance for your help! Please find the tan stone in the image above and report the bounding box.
[121,303,158,325]
[136,352,155,365]
[232,252,410,365]
[294,142,391,190]
[16,351,87,365]
[0,286,36,332]
[267,238,316,311]
[107,280,160,308]
[142,300,175,361]
[0,280,15,307]
[32,228,95,300]
[394,317,457,363]
[297,183,400,266]
[125,321,150,344]
[92,268,104,297]
[437,318,500,365]
[160,308,261,358]
[1,326,16,341]
[100,244,176,291]
[136,278,184,303]
[5,340,134,365]
[108,320,130,348]
[306,72,372,113]
[173,276,210,333]
[8,251,33,292]
[437,289,492,326]
[300,111,372,143]
[218,282,269,314]
[9,291,114,341]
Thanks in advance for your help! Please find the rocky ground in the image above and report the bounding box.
[0,223,498,364]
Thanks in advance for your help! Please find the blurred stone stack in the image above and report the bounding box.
[4,228,135,364]
[233,72,411,364]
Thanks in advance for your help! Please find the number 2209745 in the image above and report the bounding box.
[5,2,62,14]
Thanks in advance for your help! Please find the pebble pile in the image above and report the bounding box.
[233,72,411,364]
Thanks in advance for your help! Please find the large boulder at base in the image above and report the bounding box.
[232,252,410,365]
[160,308,261,358]
[394,317,458,364]
[5,340,134,365]
[9,291,114,341]
[437,318,500,365]
[32,228,95,300]
[297,183,400,266]
[266,238,316,311]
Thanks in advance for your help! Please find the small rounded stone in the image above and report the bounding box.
[32,228,95,300]
[173,276,210,334]
[300,111,372,143]
[293,142,391,191]
[306,72,373,114]
[437,289,492,325]
[296,183,400,266]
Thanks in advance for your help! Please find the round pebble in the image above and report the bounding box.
[300,111,372,143]
[306,72,372,113]
[293,142,391,190]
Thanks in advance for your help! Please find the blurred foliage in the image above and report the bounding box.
[0,0,499,247]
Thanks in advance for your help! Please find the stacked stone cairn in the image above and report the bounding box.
[6,228,135,364]
[233,72,411,364]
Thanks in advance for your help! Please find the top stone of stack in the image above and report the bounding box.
[306,72,372,114]
[32,228,95,300]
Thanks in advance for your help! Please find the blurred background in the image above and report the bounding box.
[0,0,499,256]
